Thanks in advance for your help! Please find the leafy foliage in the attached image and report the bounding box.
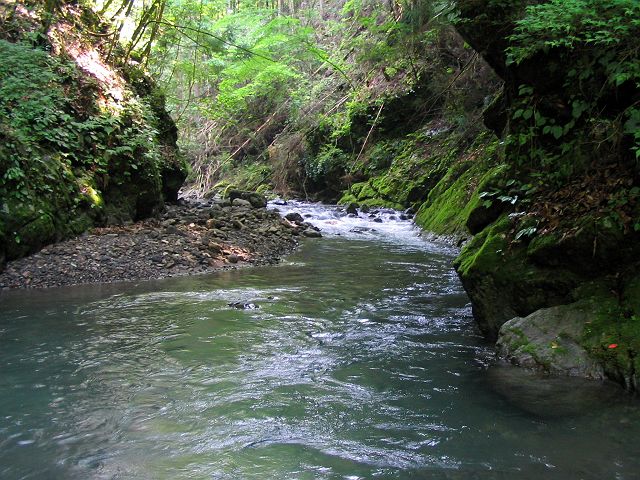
[0,10,182,261]
[505,0,640,172]
[0,40,164,205]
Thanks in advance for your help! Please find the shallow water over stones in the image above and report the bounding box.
[1,202,639,479]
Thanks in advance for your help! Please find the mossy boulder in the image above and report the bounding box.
[339,178,403,210]
[577,278,640,391]
[497,302,606,379]
[228,190,268,208]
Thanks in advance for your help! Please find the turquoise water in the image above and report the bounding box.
[1,204,638,479]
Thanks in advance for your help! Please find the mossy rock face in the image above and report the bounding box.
[464,164,511,234]
[349,182,366,198]
[359,197,404,210]
[623,274,640,316]
[525,217,640,278]
[5,213,56,259]
[339,177,404,210]
[337,192,358,205]
[454,216,580,338]
[0,220,7,272]
[575,278,640,391]
[0,11,187,264]
[415,164,480,237]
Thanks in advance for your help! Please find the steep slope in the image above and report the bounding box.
[0,0,187,270]
[452,0,640,390]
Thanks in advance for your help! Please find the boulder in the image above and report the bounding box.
[229,190,267,208]
[345,202,359,215]
[232,198,252,208]
[285,212,304,223]
[302,228,322,238]
[497,303,605,380]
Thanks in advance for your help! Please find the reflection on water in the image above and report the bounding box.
[0,203,638,479]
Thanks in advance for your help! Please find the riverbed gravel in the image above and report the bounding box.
[0,199,320,290]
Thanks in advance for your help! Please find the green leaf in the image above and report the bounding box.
[551,126,564,139]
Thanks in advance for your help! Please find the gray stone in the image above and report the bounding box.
[302,228,322,238]
[232,198,252,208]
[496,302,605,380]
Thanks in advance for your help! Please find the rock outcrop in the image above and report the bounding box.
[451,0,640,390]
[0,1,187,271]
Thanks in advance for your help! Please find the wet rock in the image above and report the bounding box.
[232,198,252,208]
[228,301,259,310]
[497,303,605,380]
[302,229,322,238]
[285,212,304,223]
[345,202,359,215]
[373,217,383,223]
[486,364,624,419]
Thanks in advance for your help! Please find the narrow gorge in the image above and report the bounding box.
[1,0,639,478]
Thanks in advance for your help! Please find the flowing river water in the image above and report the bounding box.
[1,202,639,479]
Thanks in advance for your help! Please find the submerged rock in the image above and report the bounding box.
[302,228,322,238]
[228,302,259,310]
[486,364,625,419]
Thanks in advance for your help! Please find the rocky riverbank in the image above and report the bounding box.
[0,199,321,290]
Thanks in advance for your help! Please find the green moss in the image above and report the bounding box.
[6,212,56,259]
[526,232,561,259]
[409,138,503,236]
[578,286,640,387]
[623,275,640,316]
[356,182,379,201]
[350,182,366,197]
[0,35,185,261]
[415,165,477,235]
[338,193,358,205]
[455,215,511,276]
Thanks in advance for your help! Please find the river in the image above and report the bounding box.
[1,202,638,479]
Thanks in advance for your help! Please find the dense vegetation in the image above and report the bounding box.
[0,0,186,265]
